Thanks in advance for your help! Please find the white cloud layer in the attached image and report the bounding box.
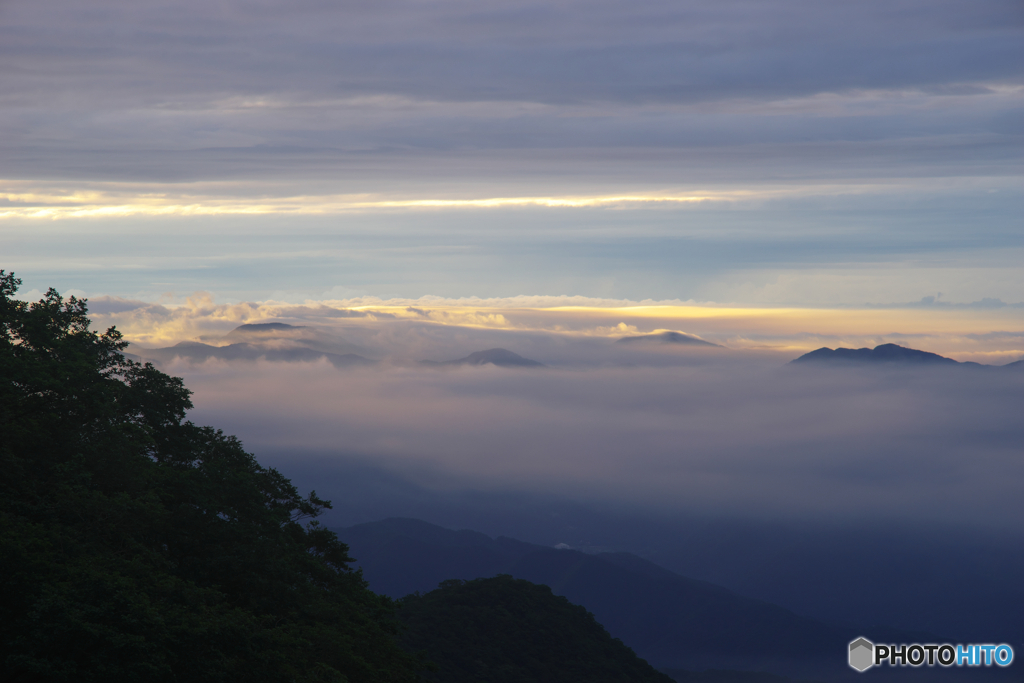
[171,353,1024,534]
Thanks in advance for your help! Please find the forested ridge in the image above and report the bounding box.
[398,575,674,683]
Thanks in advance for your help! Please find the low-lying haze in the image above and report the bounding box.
[99,304,1023,534]
[176,355,1024,531]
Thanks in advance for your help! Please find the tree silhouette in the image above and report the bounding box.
[0,271,419,683]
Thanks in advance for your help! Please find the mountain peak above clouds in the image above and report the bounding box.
[225,322,306,337]
[617,331,721,347]
[221,322,371,355]
[791,343,965,366]
[421,348,545,368]
[133,322,374,367]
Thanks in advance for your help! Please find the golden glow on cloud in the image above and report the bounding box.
[344,195,719,209]
[0,178,910,219]
[83,293,1024,364]
[0,191,724,219]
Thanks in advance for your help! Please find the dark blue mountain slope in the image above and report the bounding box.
[336,519,994,682]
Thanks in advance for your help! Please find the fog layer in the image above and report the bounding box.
[174,355,1024,532]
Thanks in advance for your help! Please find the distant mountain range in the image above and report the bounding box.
[225,322,371,357]
[420,348,545,367]
[131,322,375,366]
[136,340,376,367]
[792,343,1023,368]
[617,331,721,347]
[229,322,304,336]
[133,324,549,369]
[134,325,1023,374]
[336,518,959,682]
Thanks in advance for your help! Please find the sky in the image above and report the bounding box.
[3,0,1024,639]
[2,0,1023,308]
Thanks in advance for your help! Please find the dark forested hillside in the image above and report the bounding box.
[398,575,674,683]
[339,517,855,676]
[341,518,1014,682]
[0,272,418,682]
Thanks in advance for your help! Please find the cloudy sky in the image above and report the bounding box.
[2,0,1022,308]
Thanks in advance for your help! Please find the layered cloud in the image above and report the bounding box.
[170,349,1024,535]
[76,291,1024,534]
[1,0,1021,202]
[2,0,1022,308]
[85,289,1022,536]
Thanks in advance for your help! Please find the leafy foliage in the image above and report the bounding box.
[397,575,675,683]
[0,272,419,682]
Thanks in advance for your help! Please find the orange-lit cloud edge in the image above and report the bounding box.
[0,181,735,219]
[0,176,998,219]
[89,293,1024,364]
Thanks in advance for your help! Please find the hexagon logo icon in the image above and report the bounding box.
[849,637,874,672]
